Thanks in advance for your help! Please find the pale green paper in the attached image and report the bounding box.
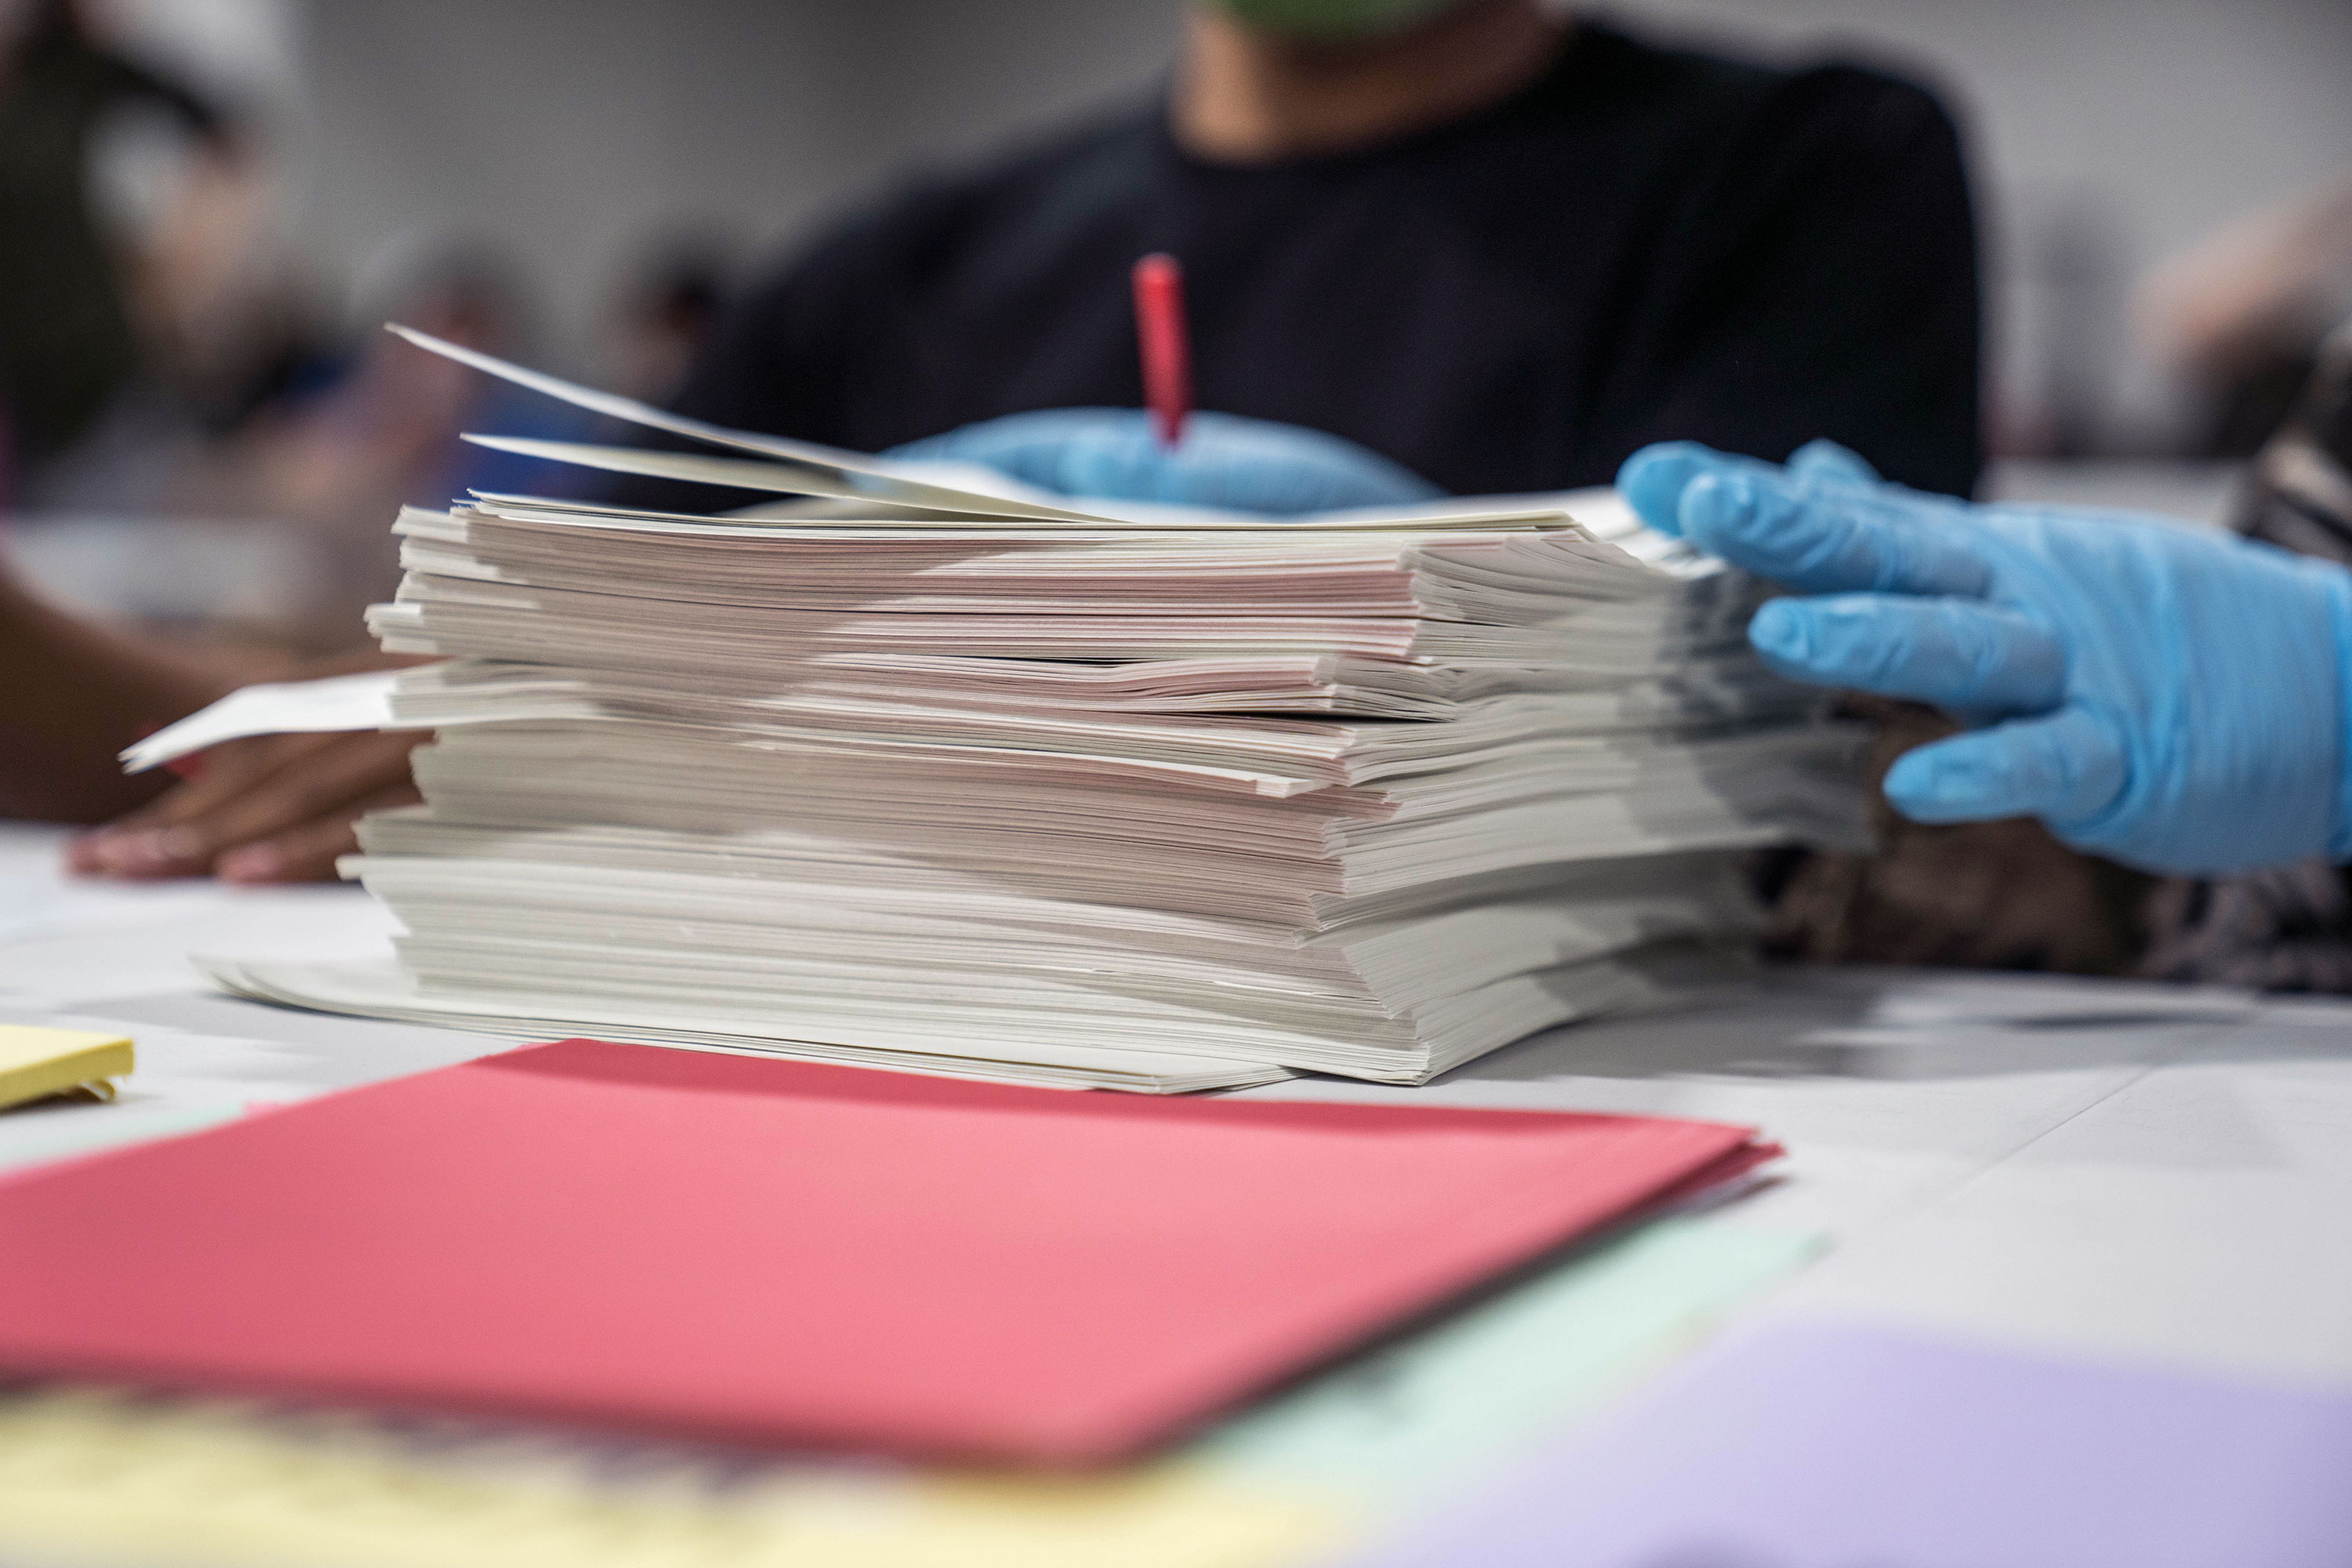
[1192,1218,1824,1507]
[0,1102,246,1177]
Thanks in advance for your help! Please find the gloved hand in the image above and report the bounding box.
[887,408,1443,515]
[1617,439,2352,876]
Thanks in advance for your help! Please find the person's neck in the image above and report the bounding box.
[1172,0,1567,165]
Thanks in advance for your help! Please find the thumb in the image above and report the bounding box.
[1882,706,2128,827]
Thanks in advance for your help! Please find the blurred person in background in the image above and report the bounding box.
[601,234,731,408]
[180,235,591,643]
[653,0,1982,505]
[0,0,256,505]
[0,0,418,880]
[2136,169,2352,459]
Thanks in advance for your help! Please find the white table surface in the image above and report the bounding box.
[4,820,2348,1395]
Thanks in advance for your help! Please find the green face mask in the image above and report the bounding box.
[1204,0,1472,41]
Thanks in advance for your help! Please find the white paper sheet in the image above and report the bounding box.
[118,670,405,774]
[393,325,1583,534]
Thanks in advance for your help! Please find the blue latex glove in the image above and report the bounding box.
[887,408,1443,515]
[1617,439,2352,876]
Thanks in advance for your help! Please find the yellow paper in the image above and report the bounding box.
[0,1387,1341,1568]
[0,1026,133,1112]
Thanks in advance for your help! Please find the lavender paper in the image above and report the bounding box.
[1346,1320,2352,1568]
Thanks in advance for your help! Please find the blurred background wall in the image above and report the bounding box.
[281,0,1185,386]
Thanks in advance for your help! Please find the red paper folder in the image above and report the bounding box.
[0,1040,1774,1462]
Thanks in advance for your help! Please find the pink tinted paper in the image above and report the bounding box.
[0,1039,1769,1462]
[1348,1321,2352,1568]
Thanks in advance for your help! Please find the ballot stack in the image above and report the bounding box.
[204,330,1867,1093]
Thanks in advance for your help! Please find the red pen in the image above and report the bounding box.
[1132,252,1192,448]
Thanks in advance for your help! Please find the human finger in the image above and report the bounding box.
[80,732,423,879]
[168,731,425,859]
[71,732,350,877]
[1680,470,1993,597]
[96,730,342,829]
[1747,595,2067,716]
[1881,706,2127,828]
[213,780,421,884]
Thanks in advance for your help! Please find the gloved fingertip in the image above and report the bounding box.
[1745,599,1811,664]
[1882,747,1985,822]
[1617,442,1720,535]
[1678,470,1759,550]
[1786,438,1880,488]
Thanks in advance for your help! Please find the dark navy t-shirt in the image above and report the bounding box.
[658,21,1982,500]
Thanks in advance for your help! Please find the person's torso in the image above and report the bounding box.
[810,27,1814,494]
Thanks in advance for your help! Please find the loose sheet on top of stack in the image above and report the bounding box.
[188,327,1868,1093]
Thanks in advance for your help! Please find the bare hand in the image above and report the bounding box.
[66,728,427,884]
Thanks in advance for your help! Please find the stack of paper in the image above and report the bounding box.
[192,329,1865,1092]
